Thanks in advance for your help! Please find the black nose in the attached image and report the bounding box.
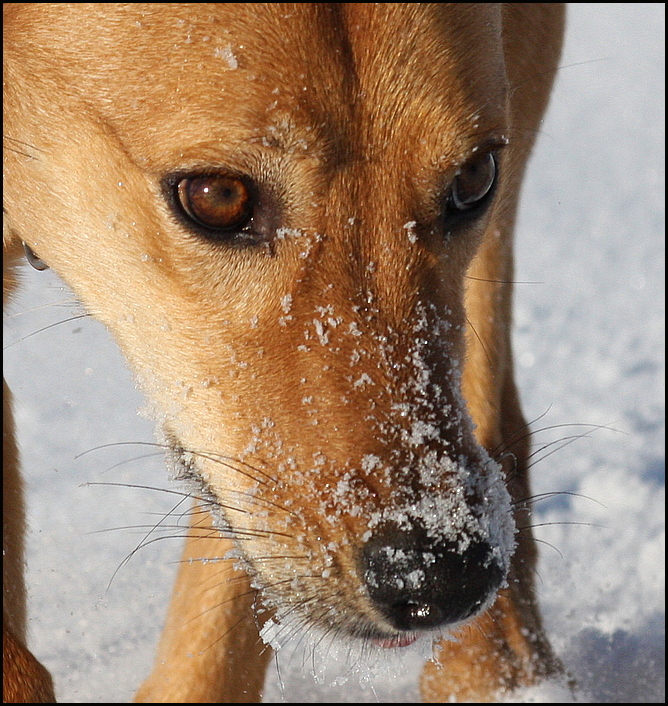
[361,522,505,632]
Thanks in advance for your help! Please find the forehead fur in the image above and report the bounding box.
[6,3,508,172]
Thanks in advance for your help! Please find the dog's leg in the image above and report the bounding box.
[3,630,55,704]
[3,377,56,703]
[135,506,271,703]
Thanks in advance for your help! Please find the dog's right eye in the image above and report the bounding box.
[446,152,497,215]
[441,151,499,233]
[173,174,254,237]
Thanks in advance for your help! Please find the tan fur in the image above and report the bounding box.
[3,4,565,702]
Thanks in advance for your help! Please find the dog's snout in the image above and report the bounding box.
[361,522,504,632]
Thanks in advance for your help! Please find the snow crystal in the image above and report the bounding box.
[361,454,382,472]
[403,220,418,243]
[353,372,373,388]
[280,293,292,314]
[313,318,328,345]
[213,44,238,69]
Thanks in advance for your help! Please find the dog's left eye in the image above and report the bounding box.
[446,152,497,216]
[175,174,253,234]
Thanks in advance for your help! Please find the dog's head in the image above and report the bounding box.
[4,4,518,645]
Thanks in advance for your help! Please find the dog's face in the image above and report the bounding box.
[5,4,515,644]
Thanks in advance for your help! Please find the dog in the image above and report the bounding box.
[3,4,566,702]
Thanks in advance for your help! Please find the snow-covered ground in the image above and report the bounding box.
[4,4,664,702]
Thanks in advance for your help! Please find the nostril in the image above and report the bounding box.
[361,522,504,632]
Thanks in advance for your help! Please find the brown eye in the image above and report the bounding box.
[448,152,497,213]
[176,174,252,232]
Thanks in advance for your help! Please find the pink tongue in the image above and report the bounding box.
[373,634,418,649]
